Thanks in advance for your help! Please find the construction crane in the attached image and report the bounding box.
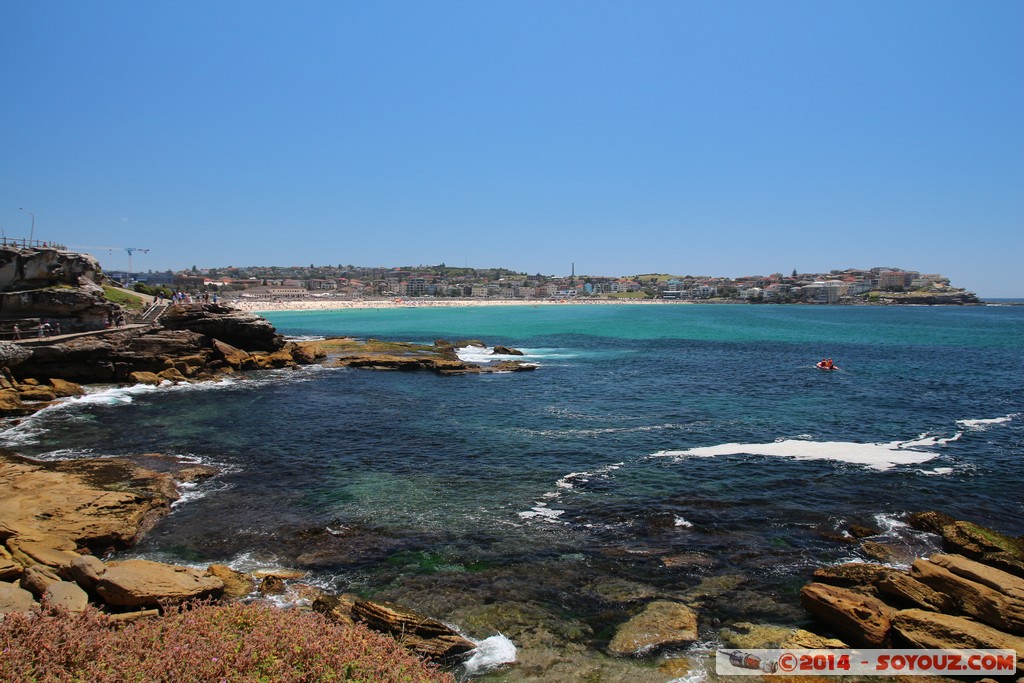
[68,246,150,274]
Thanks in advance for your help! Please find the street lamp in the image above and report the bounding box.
[19,208,35,245]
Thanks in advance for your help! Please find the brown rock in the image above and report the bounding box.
[607,600,698,657]
[799,582,894,647]
[19,386,57,402]
[0,545,23,580]
[847,523,881,539]
[939,520,1024,561]
[877,571,953,612]
[929,552,1024,600]
[20,564,62,597]
[0,581,37,614]
[157,367,187,383]
[0,455,176,555]
[492,345,524,356]
[69,554,106,591]
[861,541,898,564]
[259,574,286,595]
[907,510,957,535]
[811,562,891,591]
[313,592,358,627]
[211,339,252,369]
[781,630,847,649]
[96,559,224,607]
[0,389,34,416]
[351,598,476,661]
[892,609,1024,674]
[48,378,85,397]
[911,557,1024,634]
[206,564,255,599]
[7,538,80,574]
[128,371,162,386]
[43,581,89,612]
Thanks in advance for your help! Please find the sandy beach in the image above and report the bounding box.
[233,297,691,313]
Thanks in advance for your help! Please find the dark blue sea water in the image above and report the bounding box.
[4,303,1022,680]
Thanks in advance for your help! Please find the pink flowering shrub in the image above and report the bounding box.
[0,601,454,682]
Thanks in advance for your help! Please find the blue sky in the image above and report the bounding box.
[3,2,1022,296]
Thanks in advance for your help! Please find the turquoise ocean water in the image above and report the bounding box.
[3,303,1022,679]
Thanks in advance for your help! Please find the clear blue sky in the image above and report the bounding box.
[3,2,1022,296]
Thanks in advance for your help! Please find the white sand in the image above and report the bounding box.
[233,297,692,313]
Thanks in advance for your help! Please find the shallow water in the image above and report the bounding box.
[5,304,1023,680]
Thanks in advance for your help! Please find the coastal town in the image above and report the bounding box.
[114,263,980,305]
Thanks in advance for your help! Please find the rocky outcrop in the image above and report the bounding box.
[492,345,524,356]
[96,559,224,608]
[799,514,1024,675]
[348,598,476,662]
[159,303,283,352]
[607,600,698,656]
[0,247,103,291]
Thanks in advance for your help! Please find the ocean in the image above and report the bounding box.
[4,303,1023,680]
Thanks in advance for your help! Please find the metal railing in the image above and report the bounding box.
[0,238,68,250]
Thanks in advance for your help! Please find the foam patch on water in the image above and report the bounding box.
[463,634,517,676]
[957,413,1018,430]
[651,433,961,471]
[674,515,695,528]
[454,344,564,366]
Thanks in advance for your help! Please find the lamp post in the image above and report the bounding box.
[18,208,35,245]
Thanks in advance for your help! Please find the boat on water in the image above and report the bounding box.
[816,360,839,371]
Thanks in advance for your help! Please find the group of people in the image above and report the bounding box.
[163,290,218,305]
[817,358,837,370]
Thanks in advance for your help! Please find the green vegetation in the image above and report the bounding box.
[133,281,175,299]
[0,602,453,682]
[102,285,146,310]
[609,291,650,299]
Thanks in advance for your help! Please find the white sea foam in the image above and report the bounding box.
[674,515,695,528]
[518,503,565,522]
[957,414,1018,429]
[918,467,954,476]
[651,433,960,471]
[463,634,517,676]
[454,344,566,366]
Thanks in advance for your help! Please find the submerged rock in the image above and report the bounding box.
[607,600,698,657]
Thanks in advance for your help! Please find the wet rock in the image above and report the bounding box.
[48,377,85,397]
[906,510,957,535]
[128,370,162,385]
[206,564,255,599]
[892,609,1024,674]
[313,592,358,627]
[781,629,847,648]
[607,600,698,657]
[0,580,37,614]
[861,540,899,563]
[492,345,524,356]
[719,622,794,649]
[848,523,882,539]
[258,574,286,595]
[811,562,891,594]
[800,582,894,647]
[351,598,476,662]
[43,581,89,612]
[586,578,663,604]
[96,559,224,608]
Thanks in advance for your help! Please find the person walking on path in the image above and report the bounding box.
[12,324,20,340]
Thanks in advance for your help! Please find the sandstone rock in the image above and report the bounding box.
[929,552,1024,600]
[19,386,57,402]
[160,303,283,352]
[48,377,85,397]
[492,345,524,356]
[861,541,899,563]
[892,609,1024,674]
[877,571,953,612]
[939,521,1024,560]
[0,580,37,614]
[0,545,22,580]
[289,342,324,364]
[43,581,89,612]
[0,389,34,416]
[799,582,893,647]
[0,455,176,555]
[205,565,254,599]
[96,559,224,607]
[351,598,476,661]
[811,562,891,592]
[313,592,358,627]
[911,557,1024,634]
[847,523,881,539]
[157,367,187,383]
[20,564,62,597]
[781,629,847,649]
[259,574,286,595]
[0,342,31,367]
[211,339,252,369]
[128,371,162,386]
[719,622,793,649]
[907,510,957,535]
[607,600,698,657]
[69,554,106,591]
[7,538,79,574]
